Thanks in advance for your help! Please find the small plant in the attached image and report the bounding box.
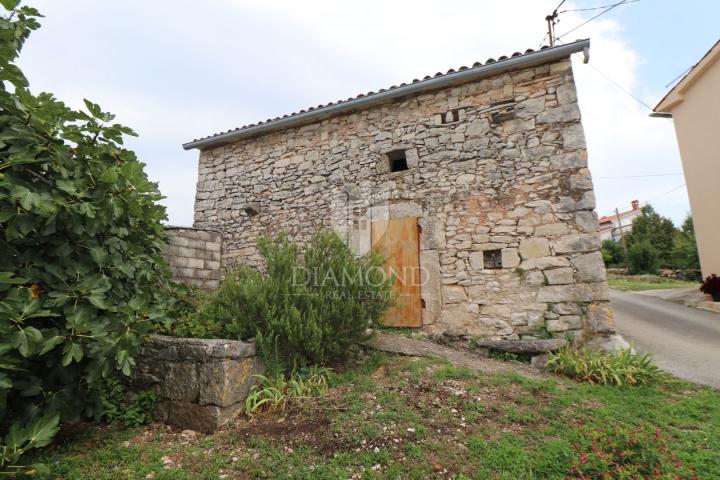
[245,367,330,417]
[569,426,696,479]
[700,274,720,301]
[0,413,58,477]
[97,378,157,427]
[546,347,661,386]
[488,350,519,362]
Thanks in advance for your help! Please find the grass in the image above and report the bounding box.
[30,352,720,479]
[608,276,699,292]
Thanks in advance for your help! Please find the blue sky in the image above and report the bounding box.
[16,0,719,226]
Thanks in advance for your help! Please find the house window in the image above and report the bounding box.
[483,249,502,269]
[387,150,409,172]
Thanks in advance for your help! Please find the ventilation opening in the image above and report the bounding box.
[442,108,461,124]
[387,150,409,172]
[483,249,503,269]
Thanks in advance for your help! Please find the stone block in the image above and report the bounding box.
[571,251,606,283]
[537,283,609,303]
[536,103,580,124]
[562,124,586,150]
[442,285,467,304]
[198,358,264,407]
[520,256,570,270]
[519,238,550,259]
[586,302,615,334]
[552,234,601,254]
[535,223,569,237]
[420,250,442,325]
[155,400,245,434]
[549,151,587,170]
[543,267,574,285]
[501,248,520,268]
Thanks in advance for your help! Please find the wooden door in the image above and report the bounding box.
[371,217,422,327]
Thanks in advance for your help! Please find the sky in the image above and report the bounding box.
[15,0,720,226]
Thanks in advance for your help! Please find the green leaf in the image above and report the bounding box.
[38,335,64,355]
[12,329,30,356]
[24,413,60,449]
[90,246,108,265]
[0,0,20,10]
[83,99,103,118]
[0,272,27,284]
[62,342,83,366]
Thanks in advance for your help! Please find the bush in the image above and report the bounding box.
[601,239,624,267]
[0,5,170,470]
[201,230,395,371]
[627,241,659,275]
[546,347,661,386]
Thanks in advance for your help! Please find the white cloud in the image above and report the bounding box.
[17,0,689,225]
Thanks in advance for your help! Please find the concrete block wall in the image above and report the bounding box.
[164,227,222,290]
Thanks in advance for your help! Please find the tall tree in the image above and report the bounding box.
[625,205,677,268]
[672,215,700,270]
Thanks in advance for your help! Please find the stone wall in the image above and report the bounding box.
[192,57,613,341]
[135,335,264,433]
[164,227,222,290]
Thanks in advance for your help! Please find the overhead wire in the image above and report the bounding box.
[556,0,632,41]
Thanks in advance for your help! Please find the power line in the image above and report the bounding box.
[556,0,633,41]
[559,0,639,13]
[646,184,687,203]
[570,50,653,110]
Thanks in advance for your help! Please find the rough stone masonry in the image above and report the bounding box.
[184,40,614,342]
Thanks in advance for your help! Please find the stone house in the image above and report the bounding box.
[598,200,642,242]
[182,39,614,341]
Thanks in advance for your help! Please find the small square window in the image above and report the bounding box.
[387,150,409,172]
[483,249,502,269]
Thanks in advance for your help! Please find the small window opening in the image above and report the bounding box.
[483,249,503,269]
[441,108,461,124]
[387,150,409,172]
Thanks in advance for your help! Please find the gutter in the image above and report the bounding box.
[183,39,590,151]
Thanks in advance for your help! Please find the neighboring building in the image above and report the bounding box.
[653,40,720,279]
[598,200,642,242]
[184,39,613,340]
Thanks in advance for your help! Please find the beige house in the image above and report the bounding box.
[653,40,720,279]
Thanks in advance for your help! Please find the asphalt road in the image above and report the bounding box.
[610,289,720,389]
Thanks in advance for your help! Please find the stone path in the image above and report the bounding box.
[368,333,548,380]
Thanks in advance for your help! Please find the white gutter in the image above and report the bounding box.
[183,39,590,151]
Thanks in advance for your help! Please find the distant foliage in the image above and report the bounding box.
[625,205,676,268]
[601,239,625,268]
[671,215,700,271]
[201,230,395,371]
[0,3,170,471]
[627,241,659,275]
[547,347,661,386]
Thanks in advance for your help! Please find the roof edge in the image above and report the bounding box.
[184,39,590,151]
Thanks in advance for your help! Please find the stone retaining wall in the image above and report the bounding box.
[164,227,222,290]
[135,335,264,433]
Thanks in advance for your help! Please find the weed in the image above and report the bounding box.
[546,347,662,386]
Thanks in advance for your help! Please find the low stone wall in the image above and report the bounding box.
[135,335,264,433]
[164,226,222,290]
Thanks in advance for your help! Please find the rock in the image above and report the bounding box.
[501,248,520,268]
[571,252,606,283]
[531,353,549,369]
[519,238,550,259]
[587,334,632,353]
[520,256,570,270]
[442,285,467,304]
[543,267,574,285]
[471,338,567,353]
[536,104,581,124]
[535,223,569,237]
[537,283,609,303]
[562,124,586,150]
[549,151,587,170]
[552,234,601,254]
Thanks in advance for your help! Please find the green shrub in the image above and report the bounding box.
[201,230,395,371]
[546,347,661,386]
[627,241,659,275]
[97,378,156,428]
[0,4,170,470]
